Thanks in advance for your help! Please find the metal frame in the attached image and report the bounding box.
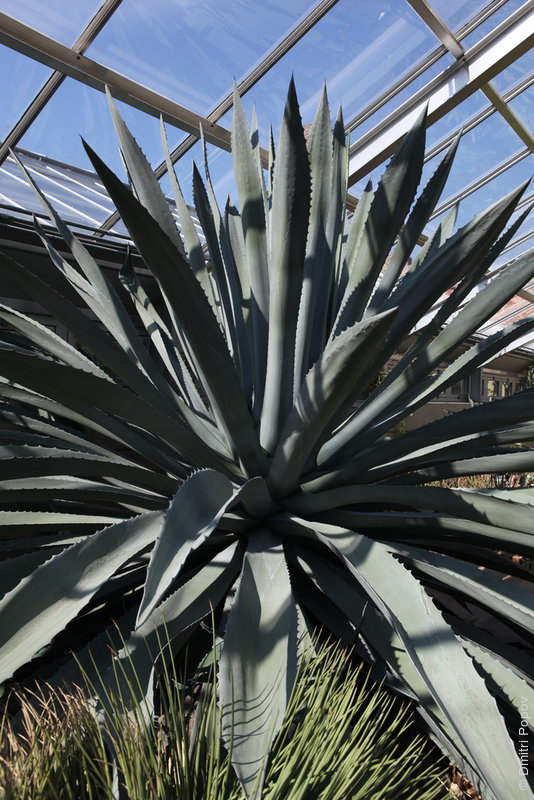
[348,3,533,184]
[407,0,534,152]
[344,0,515,135]
[423,72,534,162]
[0,0,124,166]
[0,11,238,152]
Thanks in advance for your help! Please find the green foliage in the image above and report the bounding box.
[0,80,533,799]
[0,638,447,800]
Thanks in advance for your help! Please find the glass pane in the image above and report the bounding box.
[0,150,115,229]
[490,50,534,95]
[460,0,526,49]
[348,53,454,142]
[0,0,103,45]
[217,0,442,145]
[422,109,528,225]
[0,45,53,140]
[88,0,313,117]
[424,91,489,152]
[428,0,488,34]
[18,77,184,177]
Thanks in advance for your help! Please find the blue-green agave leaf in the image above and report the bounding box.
[106,88,184,253]
[267,307,397,497]
[0,510,164,684]
[82,139,268,478]
[220,529,298,799]
[260,78,311,454]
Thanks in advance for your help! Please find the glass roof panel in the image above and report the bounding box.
[427,0,489,34]
[425,155,530,232]
[0,0,103,45]
[87,0,313,117]
[0,150,114,228]
[421,105,528,211]
[347,52,454,141]
[0,45,53,141]
[423,90,490,152]
[216,0,443,143]
[459,0,527,49]
[490,49,534,94]
[17,77,185,176]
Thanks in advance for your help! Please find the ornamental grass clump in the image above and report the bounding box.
[0,79,533,799]
[0,639,448,800]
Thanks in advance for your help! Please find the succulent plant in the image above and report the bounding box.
[0,79,533,800]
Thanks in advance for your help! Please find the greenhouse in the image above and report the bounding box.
[0,2,533,799]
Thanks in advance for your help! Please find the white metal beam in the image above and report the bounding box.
[348,4,534,185]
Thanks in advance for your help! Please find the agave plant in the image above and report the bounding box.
[0,79,533,800]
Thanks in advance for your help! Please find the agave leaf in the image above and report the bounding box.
[0,381,192,480]
[0,476,167,511]
[120,257,219,434]
[260,78,311,454]
[384,205,532,386]
[294,85,333,387]
[0,550,58,599]
[329,105,349,305]
[291,481,534,536]
[192,161,236,351]
[106,88,185,254]
[14,159,178,409]
[399,449,534,485]
[160,119,217,305]
[0,510,163,684]
[0,444,178,494]
[332,106,427,334]
[101,541,243,720]
[408,202,459,277]
[321,186,530,465]
[82,139,268,479]
[0,303,110,381]
[231,88,269,412]
[367,134,460,314]
[333,179,373,320]
[137,469,235,625]
[0,250,183,418]
[0,349,228,475]
[308,521,527,800]
[364,315,534,462]
[317,384,534,483]
[379,183,529,349]
[118,255,199,406]
[361,248,534,435]
[199,128,253,397]
[386,544,534,635]
[220,529,298,799]
[286,542,447,708]
[0,510,120,529]
[356,417,534,484]
[225,198,255,406]
[267,307,397,497]
[461,639,534,729]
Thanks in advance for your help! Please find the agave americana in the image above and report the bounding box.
[0,80,533,799]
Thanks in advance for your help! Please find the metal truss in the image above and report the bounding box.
[0,0,124,167]
[348,3,533,184]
